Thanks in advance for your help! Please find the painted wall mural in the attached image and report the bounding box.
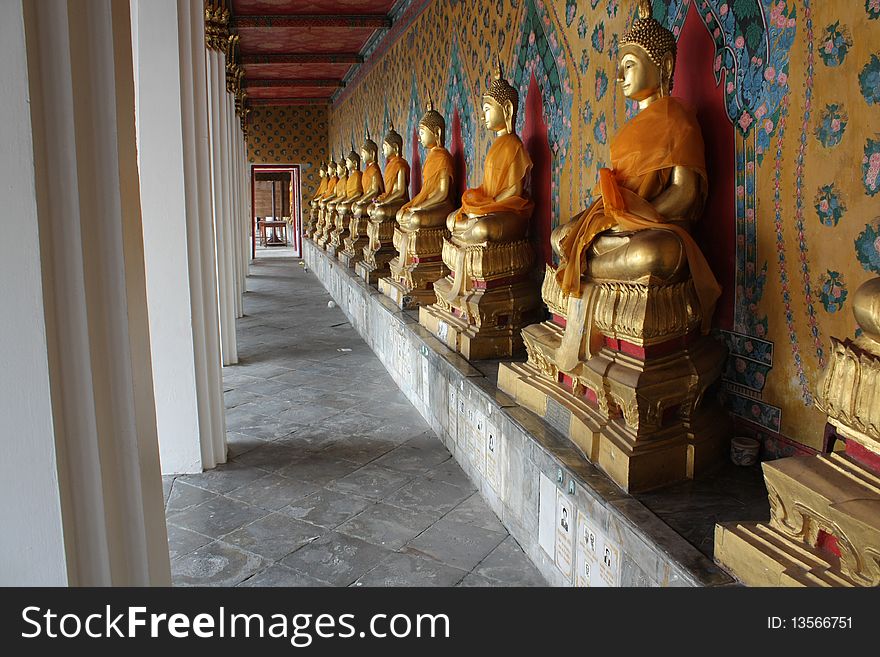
[328,0,880,455]
[247,106,329,197]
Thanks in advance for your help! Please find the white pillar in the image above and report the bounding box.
[131,0,226,474]
[206,47,238,364]
[1,0,170,585]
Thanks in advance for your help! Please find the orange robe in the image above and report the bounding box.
[321,176,339,200]
[400,147,454,213]
[361,162,384,196]
[345,170,363,199]
[455,133,533,219]
[376,155,410,203]
[557,96,721,332]
[312,176,328,200]
[332,176,347,199]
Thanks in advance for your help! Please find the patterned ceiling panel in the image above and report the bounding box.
[237,27,376,54]
[248,86,335,99]
[244,63,355,80]
[233,0,396,16]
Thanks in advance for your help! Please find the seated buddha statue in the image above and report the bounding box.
[340,132,385,268]
[357,123,411,285]
[380,98,456,308]
[314,159,338,246]
[317,156,347,249]
[304,162,328,238]
[420,59,540,360]
[499,0,727,493]
[328,146,363,256]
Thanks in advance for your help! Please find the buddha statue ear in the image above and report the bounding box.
[660,52,674,97]
[503,99,515,134]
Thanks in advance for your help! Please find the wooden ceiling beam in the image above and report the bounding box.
[244,79,343,88]
[233,14,391,29]
[249,98,330,106]
[241,53,363,64]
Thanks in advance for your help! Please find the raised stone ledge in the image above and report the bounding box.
[304,239,732,587]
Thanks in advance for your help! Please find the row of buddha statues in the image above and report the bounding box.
[304,1,880,587]
[304,1,726,494]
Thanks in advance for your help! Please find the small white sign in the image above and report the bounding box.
[437,320,449,342]
[447,383,458,444]
[575,511,622,587]
[555,489,573,578]
[538,474,557,557]
[472,411,487,474]
[485,421,503,495]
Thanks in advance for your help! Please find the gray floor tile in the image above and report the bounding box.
[354,552,467,587]
[225,472,320,511]
[327,463,414,500]
[224,388,263,410]
[226,432,269,458]
[166,480,218,513]
[317,437,398,465]
[372,444,451,474]
[276,456,363,486]
[456,572,502,587]
[472,536,547,586]
[229,441,302,471]
[238,564,332,587]
[282,488,375,529]
[171,540,266,587]
[167,495,269,539]
[336,503,438,550]
[167,523,212,560]
[223,513,324,560]
[280,532,393,586]
[443,492,507,534]
[162,476,175,506]
[404,517,507,572]
[176,462,268,495]
[384,477,472,515]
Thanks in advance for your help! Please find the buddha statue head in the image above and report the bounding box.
[482,57,519,135]
[361,130,379,165]
[318,165,326,180]
[346,144,361,171]
[383,121,404,159]
[617,0,676,102]
[336,154,346,177]
[327,158,336,176]
[418,94,445,148]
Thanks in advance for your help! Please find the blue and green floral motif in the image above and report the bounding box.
[595,70,608,100]
[814,183,846,227]
[859,54,880,105]
[814,104,848,148]
[593,112,607,144]
[591,22,605,53]
[565,0,577,26]
[868,0,880,20]
[579,49,590,74]
[723,330,774,367]
[590,0,601,8]
[855,220,880,273]
[723,356,771,392]
[864,138,880,196]
[819,271,848,313]
[725,391,782,433]
[577,16,588,39]
[607,0,620,18]
[818,22,852,67]
[582,100,594,124]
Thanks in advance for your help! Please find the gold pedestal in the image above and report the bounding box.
[304,204,318,238]
[339,205,370,269]
[379,226,449,309]
[327,204,351,259]
[315,208,334,250]
[356,211,400,286]
[419,237,540,360]
[499,266,727,492]
[715,329,880,587]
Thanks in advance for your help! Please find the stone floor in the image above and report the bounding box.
[163,255,547,587]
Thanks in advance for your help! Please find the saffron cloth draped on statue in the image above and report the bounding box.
[400,148,454,213]
[455,133,533,219]
[362,162,383,196]
[313,177,328,199]
[322,176,339,199]
[376,155,409,203]
[557,96,721,332]
[345,170,363,198]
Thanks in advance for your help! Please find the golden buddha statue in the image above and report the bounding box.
[328,145,363,257]
[499,0,727,493]
[356,123,411,286]
[716,276,880,587]
[340,131,385,268]
[419,59,540,360]
[317,155,347,249]
[304,162,328,238]
[380,98,457,309]
[314,159,338,246]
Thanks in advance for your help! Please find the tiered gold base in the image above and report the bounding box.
[304,206,318,238]
[420,237,540,360]
[356,215,398,285]
[715,453,880,587]
[327,208,351,259]
[338,210,370,269]
[378,226,449,309]
[498,266,727,492]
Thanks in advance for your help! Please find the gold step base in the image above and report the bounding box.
[378,276,438,310]
[420,303,525,360]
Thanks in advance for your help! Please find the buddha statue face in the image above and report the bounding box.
[617,44,671,102]
[417,123,440,149]
[481,97,509,133]
[361,134,378,165]
[346,150,360,172]
[336,161,345,177]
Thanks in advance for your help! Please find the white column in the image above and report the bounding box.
[3,0,170,585]
[206,46,238,364]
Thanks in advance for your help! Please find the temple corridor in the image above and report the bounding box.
[163,257,546,587]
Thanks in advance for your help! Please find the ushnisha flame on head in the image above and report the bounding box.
[483,57,519,123]
[419,92,446,140]
[620,0,677,89]
[362,129,379,159]
[384,120,404,153]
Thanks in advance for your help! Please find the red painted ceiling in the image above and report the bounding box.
[232,0,395,108]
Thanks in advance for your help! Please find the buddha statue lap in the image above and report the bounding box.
[498,0,727,492]
[327,147,363,257]
[339,132,385,268]
[356,124,411,286]
[716,276,880,586]
[379,98,456,309]
[317,157,347,249]
[304,163,328,238]
[312,160,337,244]
[419,60,540,360]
